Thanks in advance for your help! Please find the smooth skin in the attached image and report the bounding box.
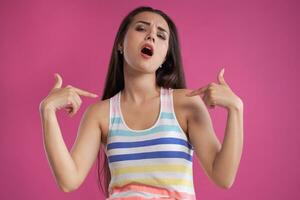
[39,73,101,192]
[39,11,243,193]
[186,68,244,189]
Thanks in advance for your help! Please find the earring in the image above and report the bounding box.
[160,59,166,68]
[118,46,123,54]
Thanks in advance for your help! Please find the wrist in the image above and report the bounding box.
[227,98,243,112]
[39,101,56,115]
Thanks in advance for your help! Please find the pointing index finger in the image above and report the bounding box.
[72,87,98,98]
[186,85,208,96]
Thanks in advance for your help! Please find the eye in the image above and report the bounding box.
[157,34,166,40]
[135,25,145,31]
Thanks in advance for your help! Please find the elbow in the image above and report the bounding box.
[58,184,71,193]
[217,179,234,190]
[212,169,236,189]
[57,173,81,192]
[212,173,234,190]
[58,180,80,193]
[59,184,78,193]
[60,185,71,193]
[219,182,233,190]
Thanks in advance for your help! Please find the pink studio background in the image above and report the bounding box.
[0,0,299,199]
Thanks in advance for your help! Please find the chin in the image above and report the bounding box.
[134,64,157,73]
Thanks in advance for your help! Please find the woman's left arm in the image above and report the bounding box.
[186,68,244,189]
[213,99,243,188]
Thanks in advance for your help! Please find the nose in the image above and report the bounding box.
[145,29,155,43]
[145,34,155,43]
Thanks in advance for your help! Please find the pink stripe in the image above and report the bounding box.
[109,183,195,200]
[107,196,178,200]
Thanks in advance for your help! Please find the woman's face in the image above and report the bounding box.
[121,11,170,73]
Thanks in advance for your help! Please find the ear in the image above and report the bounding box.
[118,44,122,50]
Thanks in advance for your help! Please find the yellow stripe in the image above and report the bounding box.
[111,164,192,176]
[111,178,194,188]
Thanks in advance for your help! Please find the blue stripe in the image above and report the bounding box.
[159,112,175,119]
[107,137,192,150]
[109,125,182,137]
[108,151,193,163]
[111,117,122,124]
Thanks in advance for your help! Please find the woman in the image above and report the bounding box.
[39,6,244,200]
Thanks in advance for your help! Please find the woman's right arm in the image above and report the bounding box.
[40,104,79,192]
[39,73,100,192]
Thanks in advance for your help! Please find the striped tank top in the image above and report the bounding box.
[104,87,196,200]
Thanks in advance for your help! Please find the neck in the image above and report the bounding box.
[122,63,161,104]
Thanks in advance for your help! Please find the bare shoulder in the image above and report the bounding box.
[173,88,204,109]
[171,88,201,136]
[84,98,110,144]
[85,99,109,120]
[172,88,207,122]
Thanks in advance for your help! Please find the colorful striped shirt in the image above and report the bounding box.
[104,87,196,200]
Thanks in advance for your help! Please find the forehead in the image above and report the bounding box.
[131,11,170,33]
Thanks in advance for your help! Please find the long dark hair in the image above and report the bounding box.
[96,6,187,198]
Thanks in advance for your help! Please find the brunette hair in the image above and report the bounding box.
[96,6,186,198]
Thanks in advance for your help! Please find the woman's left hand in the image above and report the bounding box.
[185,68,243,110]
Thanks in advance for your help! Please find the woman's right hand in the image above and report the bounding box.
[40,73,98,117]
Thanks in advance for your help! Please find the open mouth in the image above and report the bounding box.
[140,44,154,57]
[141,47,153,56]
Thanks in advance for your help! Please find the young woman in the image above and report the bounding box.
[39,6,244,200]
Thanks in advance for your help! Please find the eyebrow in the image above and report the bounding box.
[134,20,169,35]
